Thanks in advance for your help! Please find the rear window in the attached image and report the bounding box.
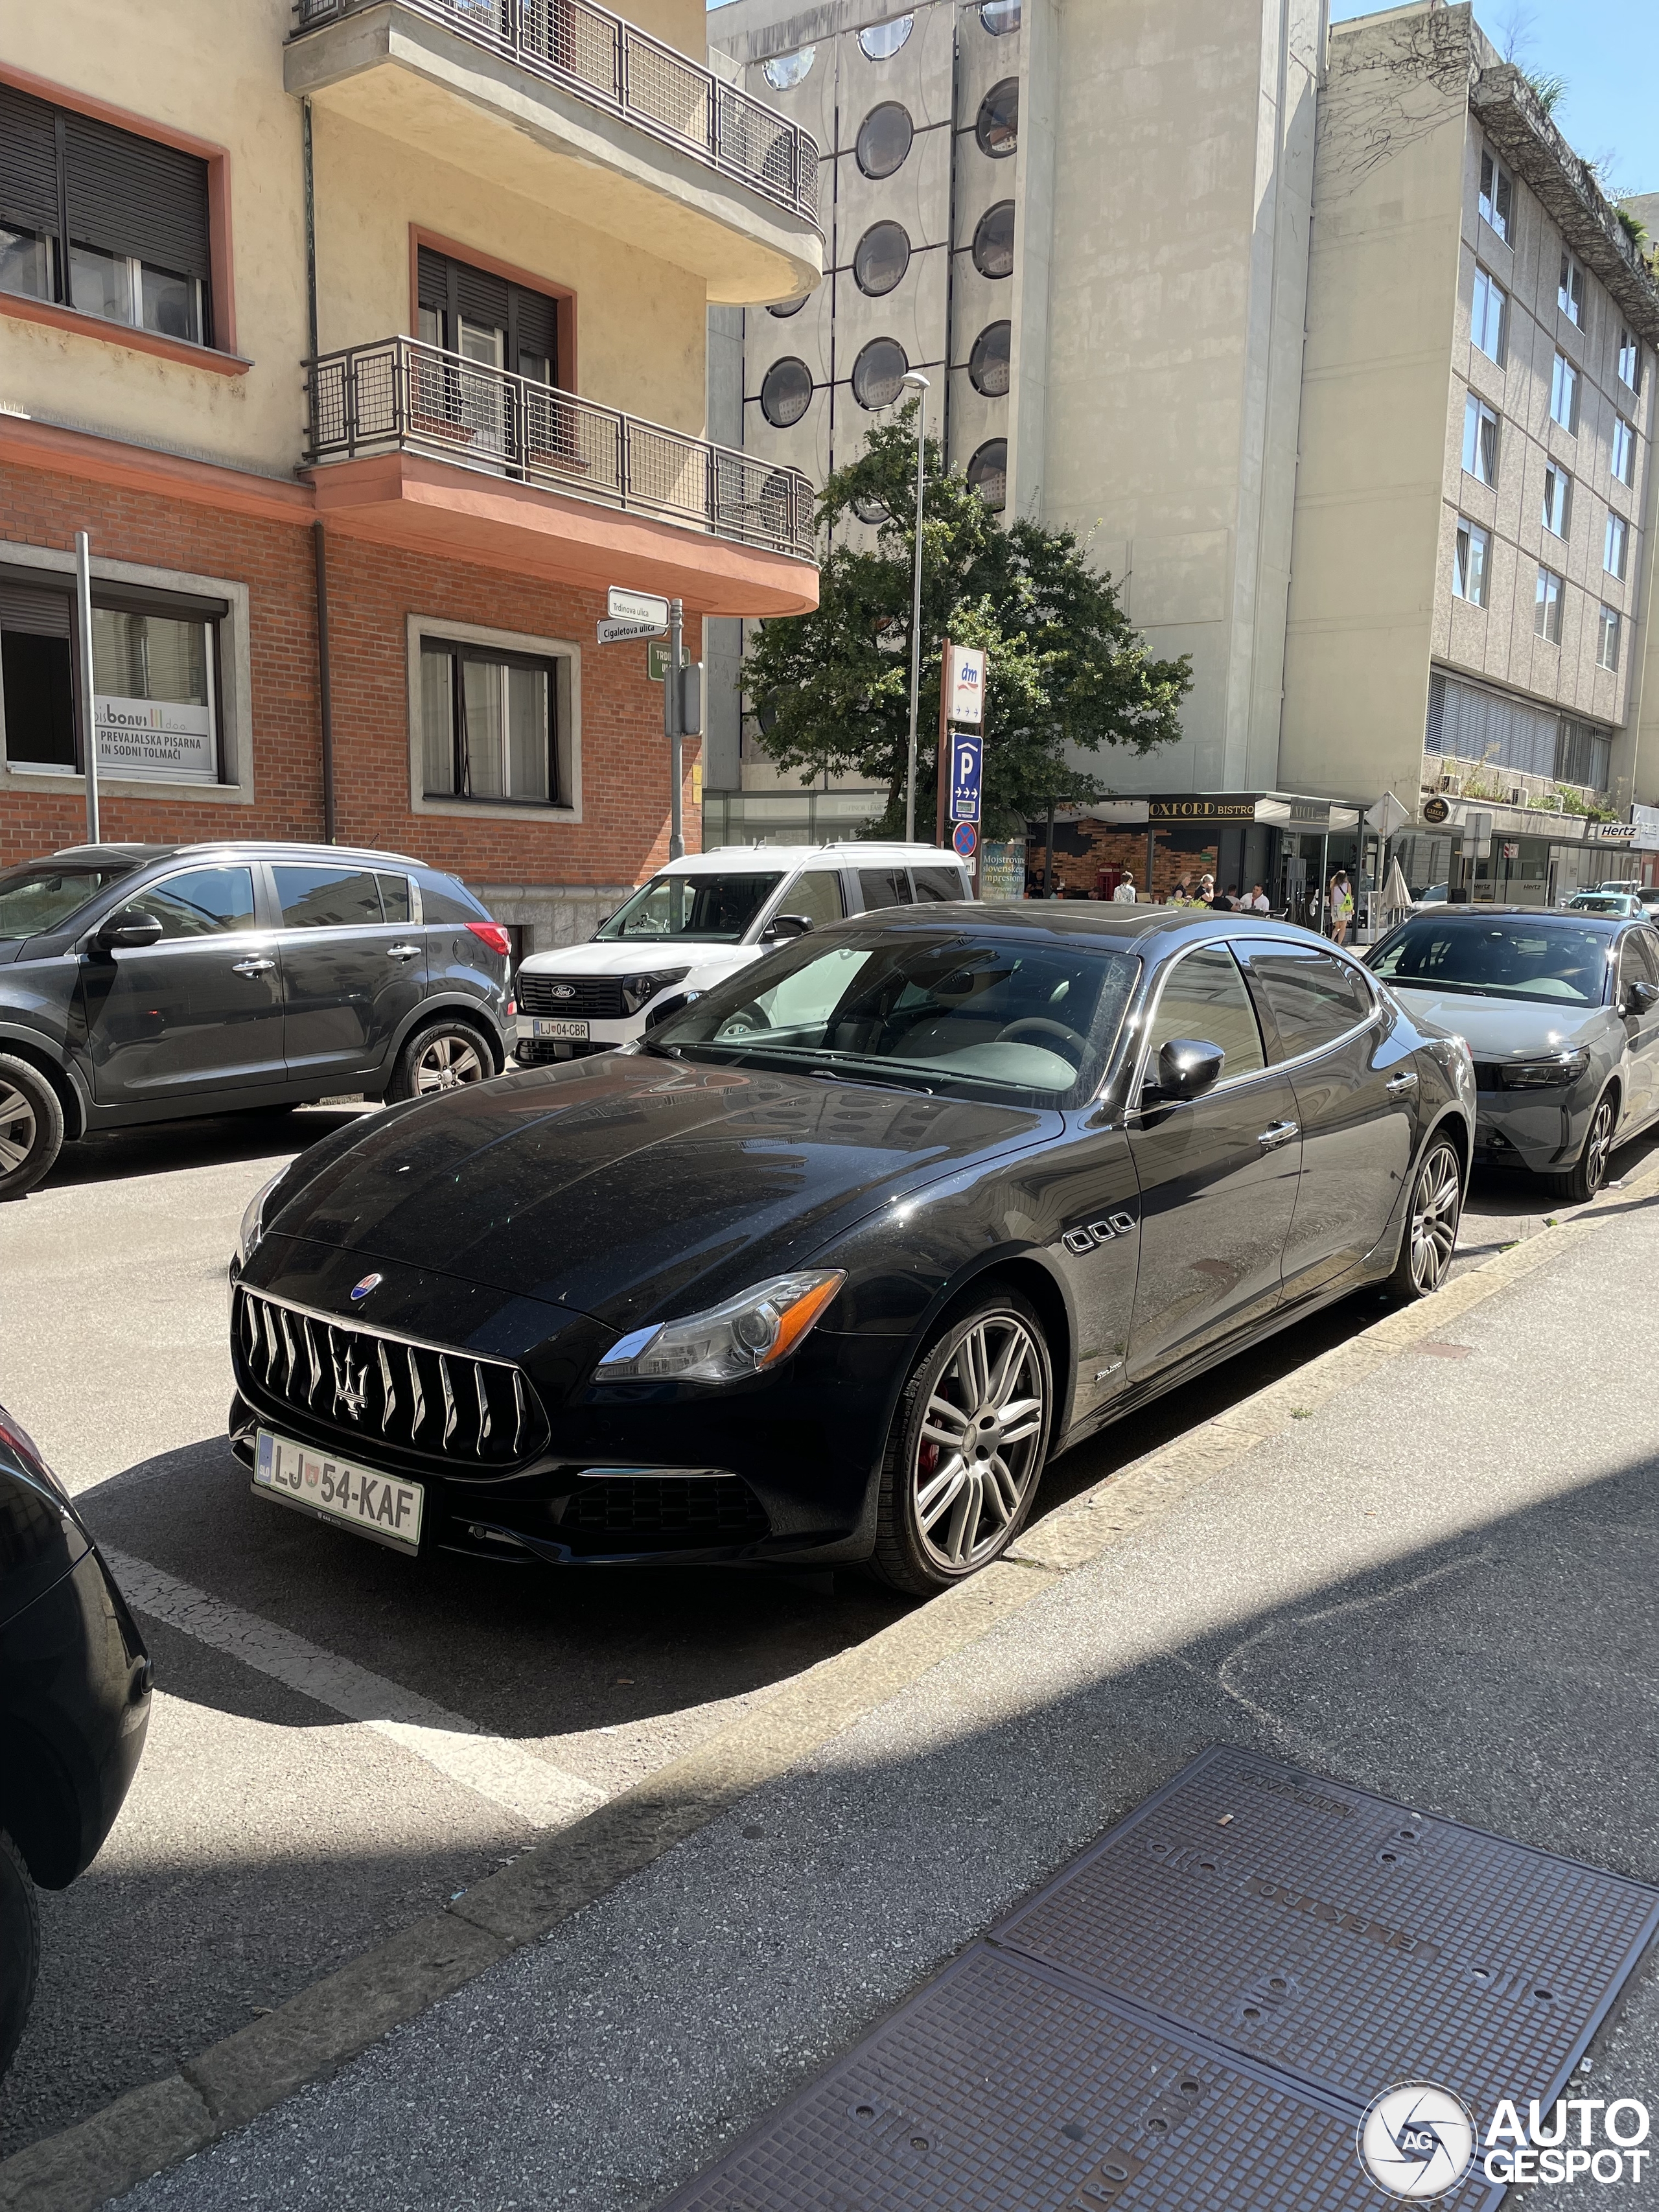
[858,867,911,911]
[1244,946,1373,1058]
[0,862,137,940]
[911,865,967,903]
[419,872,493,924]
[274,864,385,929]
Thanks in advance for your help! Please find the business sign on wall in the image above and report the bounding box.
[947,645,986,727]
[95,697,216,782]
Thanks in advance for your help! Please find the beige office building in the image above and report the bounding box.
[706,0,1659,908]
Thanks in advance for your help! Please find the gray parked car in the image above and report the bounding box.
[0,841,513,1199]
[1367,906,1659,1201]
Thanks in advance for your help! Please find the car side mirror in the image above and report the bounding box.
[762,914,813,942]
[1621,979,1658,1016]
[644,990,699,1031]
[1146,1037,1226,1104]
[95,905,164,951]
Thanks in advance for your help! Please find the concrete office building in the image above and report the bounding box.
[705,0,1659,911]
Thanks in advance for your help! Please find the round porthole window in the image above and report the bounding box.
[980,0,1021,31]
[971,200,1015,279]
[969,320,1011,396]
[852,495,890,524]
[967,437,1008,509]
[760,356,813,428]
[762,46,815,89]
[767,293,809,319]
[853,220,911,297]
[856,101,914,180]
[976,78,1019,157]
[850,336,910,410]
[858,14,913,59]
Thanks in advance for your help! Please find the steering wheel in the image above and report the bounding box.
[715,1002,771,1040]
[994,1017,1088,1065]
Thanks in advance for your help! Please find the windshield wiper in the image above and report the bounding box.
[806,1065,934,1095]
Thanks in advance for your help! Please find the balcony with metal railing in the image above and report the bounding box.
[303,336,818,614]
[286,0,822,306]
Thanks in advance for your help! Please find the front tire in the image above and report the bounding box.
[870,1290,1054,1596]
[1540,1089,1616,1205]
[388,1020,494,1102]
[0,1827,40,2080]
[1387,1135,1463,1299]
[0,1054,65,1201]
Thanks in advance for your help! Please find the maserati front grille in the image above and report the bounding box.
[235,1287,546,1467]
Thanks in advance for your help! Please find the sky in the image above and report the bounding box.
[1330,0,1658,195]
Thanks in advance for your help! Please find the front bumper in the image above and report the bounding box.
[1472,1082,1597,1174]
[515,1012,640,1065]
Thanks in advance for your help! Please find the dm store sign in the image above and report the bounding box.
[96,695,216,783]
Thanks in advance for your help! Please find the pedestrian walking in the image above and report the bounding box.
[1111,871,1138,903]
[1328,870,1354,947]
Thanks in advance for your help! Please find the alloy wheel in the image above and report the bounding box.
[1408,1141,1462,1294]
[911,1312,1048,1573]
[1582,1097,1616,1196]
[0,1082,38,1179]
[413,1034,486,1094]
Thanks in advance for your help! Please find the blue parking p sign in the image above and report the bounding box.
[949,734,982,824]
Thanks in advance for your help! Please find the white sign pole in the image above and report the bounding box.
[74,531,100,844]
[666,597,684,861]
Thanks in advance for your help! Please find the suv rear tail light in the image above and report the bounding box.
[467,922,512,959]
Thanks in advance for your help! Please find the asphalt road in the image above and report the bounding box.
[1,1097,1653,2165]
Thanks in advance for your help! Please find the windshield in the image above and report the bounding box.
[1371,918,1613,1005]
[597,872,783,944]
[650,926,1140,1106]
[0,863,139,942]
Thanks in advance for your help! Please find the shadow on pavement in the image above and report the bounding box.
[35,1104,374,1191]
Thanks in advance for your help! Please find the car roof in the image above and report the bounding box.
[669,844,968,876]
[46,838,430,869]
[1382,904,1628,932]
[837,902,1352,957]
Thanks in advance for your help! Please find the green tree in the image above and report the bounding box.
[744,405,1191,837]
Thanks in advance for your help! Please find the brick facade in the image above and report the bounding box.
[0,460,701,944]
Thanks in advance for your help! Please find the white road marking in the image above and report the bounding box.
[104,1548,607,1831]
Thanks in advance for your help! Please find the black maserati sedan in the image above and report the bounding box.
[1,1406,152,2078]
[226,907,1474,1596]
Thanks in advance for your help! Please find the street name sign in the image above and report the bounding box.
[607,587,671,627]
[597,618,667,645]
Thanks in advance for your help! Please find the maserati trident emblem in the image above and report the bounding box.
[331,1342,370,1421]
[349,1272,383,1303]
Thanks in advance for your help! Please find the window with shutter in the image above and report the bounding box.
[415,246,561,386]
[0,82,213,346]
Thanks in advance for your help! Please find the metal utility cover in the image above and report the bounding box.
[659,1749,1659,2211]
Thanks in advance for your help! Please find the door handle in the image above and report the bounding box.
[386,944,422,960]
[231,957,276,977]
[1386,1071,1419,1096]
[1257,1120,1299,1150]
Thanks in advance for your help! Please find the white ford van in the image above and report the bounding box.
[514,843,974,1062]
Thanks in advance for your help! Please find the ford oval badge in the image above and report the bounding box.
[349,1272,384,1303]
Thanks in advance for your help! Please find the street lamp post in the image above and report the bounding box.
[899,371,930,844]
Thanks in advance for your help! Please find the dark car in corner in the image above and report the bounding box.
[0,841,514,1198]
[1,1406,152,2078]
[1367,906,1659,1202]
[225,907,1474,1597]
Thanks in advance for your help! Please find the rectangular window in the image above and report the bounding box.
[272,864,387,930]
[1558,716,1612,789]
[1559,252,1584,325]
[1612,414,1636,485]
[1454,517,1490,607]
[0,83,213,345]
[1462,393,1499,484]
[1541,462,1572,539]
[1618,327,1642,393]
[415,246,559,386]
[1605,511,1629,580]
[1478,150,1513,242]
[1534,566,1563,644]
[1471,268,1507,362]
[1597,604,1621,673]
[1550,353,1580,432]
[420,636,563,805]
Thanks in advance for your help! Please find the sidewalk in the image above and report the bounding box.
[84,1180,1659,2209]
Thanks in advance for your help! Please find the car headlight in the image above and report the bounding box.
[594,1269,846,1384]
[1496,1050,1591,1089]
[621,968,690,1016]
[237,1167,288,1267]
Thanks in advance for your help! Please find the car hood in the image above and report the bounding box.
[265,1053,1058,1331]
[517,940,758,977]
[1385,988,1611,1058]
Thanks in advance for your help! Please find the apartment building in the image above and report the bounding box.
[1282,2,1659,904]
[0,0,821,948]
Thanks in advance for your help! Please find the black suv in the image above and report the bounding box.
[0,841,513,1198]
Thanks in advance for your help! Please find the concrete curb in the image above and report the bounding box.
[5,1160,1653,2212]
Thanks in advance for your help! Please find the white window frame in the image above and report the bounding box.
[1550,352,1580,434]
[1462,393,1499,485]
[1559,252,1584,326]
[1612,414,1636,487]
[1605,511,1629,581]
[1454,517,1491,608]
[0,541,252,806]
[1617,327,1642,395]
[1534,566,1563,644]
[67,246,206,347]
[1541,462,1572,540]
[1597,603,1622,673]
[1478,150,1513,243]
[1471,267,1507,363]
[405,612,581,824]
